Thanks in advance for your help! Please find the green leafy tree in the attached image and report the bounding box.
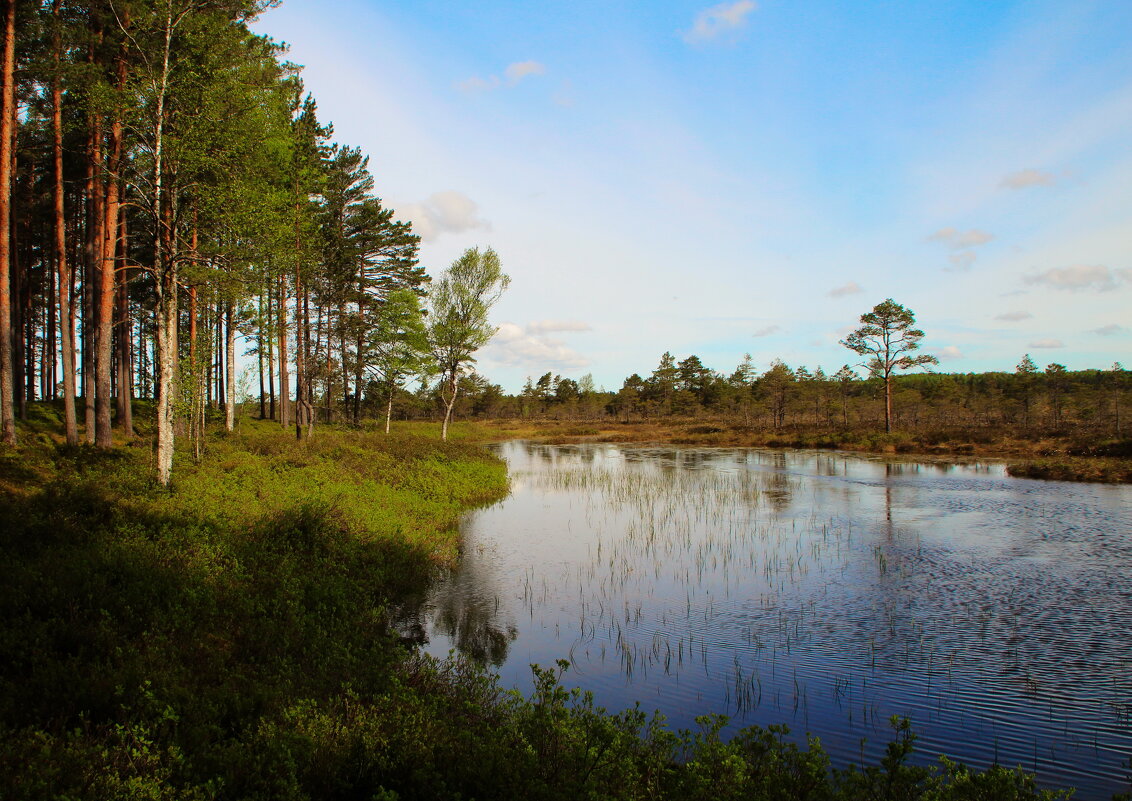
[428,246,509,441]
[841,299,938,433]
[369,288,432,433]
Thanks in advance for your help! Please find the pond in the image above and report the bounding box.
[408,441,1132,798]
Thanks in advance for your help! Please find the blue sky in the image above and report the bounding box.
[254,0,1132,392]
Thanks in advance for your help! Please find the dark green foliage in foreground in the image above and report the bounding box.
[0,424,1074,799]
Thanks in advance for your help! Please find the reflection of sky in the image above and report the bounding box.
[415,442,1132,798]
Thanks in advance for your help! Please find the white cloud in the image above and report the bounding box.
[928,227,995,249]
[828,281,863,298]
[487,321,591,370]
[457,61,546,94]
[995,310,1033,321]
[1023,264,1129,292]
[682,0,757,45]
[527,319,592,334]
[938,345,963,360]
[1000,168,1056,190]
[1029,338,1064,349]
[455,75,500,94]
[398,191,489,241]
[504,60,546,85]
[1092,323,1124,336]
[947,251,977,272]
[752,324,780,337]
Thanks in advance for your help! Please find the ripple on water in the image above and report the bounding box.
[414,443,1132,799]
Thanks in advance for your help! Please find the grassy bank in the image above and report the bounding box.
[0,415,1082,799]
[457,418,1132,483]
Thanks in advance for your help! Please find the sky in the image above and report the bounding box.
[252,0,1132,393]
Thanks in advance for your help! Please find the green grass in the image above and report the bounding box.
[0,411,1088,799]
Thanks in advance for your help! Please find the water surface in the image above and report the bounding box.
[409,442,1132,798]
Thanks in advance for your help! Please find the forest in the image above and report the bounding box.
[0,0,1128,483]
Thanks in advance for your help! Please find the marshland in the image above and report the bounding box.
[414,440,1132,798]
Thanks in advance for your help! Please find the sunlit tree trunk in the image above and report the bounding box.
[277,274,289,427]
[54,12,78,440]
[0,0,15,446]
[225,301,235,431]
[152,3,177,486]
[441,369,458,442]
[83,107,103,444]
[115,211,133,436]
[96,104,125,447]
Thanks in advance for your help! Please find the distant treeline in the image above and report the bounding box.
[367,353,1129,437]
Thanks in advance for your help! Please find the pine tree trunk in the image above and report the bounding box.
[83,113,103,444]
[257,291,265,419]
[277,275,289,427]
[0,0,16,445]
[115,212,133,436]
[266,285,275,420]
[95,131,121,447]
[884,373,893,434]
[293,261,306,439]
[225,301,235,431]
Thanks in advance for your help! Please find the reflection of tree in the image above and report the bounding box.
[765,452,793,512]
[422,551,518,666]
[431,595,517,666]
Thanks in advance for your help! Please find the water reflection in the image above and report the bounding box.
[412,442,1132,798]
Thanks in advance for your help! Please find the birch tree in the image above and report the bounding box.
[428,247,508,441]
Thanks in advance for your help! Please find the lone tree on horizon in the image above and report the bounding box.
[841,298,938,433]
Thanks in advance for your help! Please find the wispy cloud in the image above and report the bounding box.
[995,310,1033,322]
[929,228,994,272]
[489,321,590,370]
[504,60,546,85]
[752,324,780,337]
[1000,169,1055,190]
[398,191,489,241]
[938,345,963,360]
[947,252,977,272]
[928,227,995,249]
[1091,323,1124,336]
[1029,338,1064,349]
[1023,264,1130,292]
[828,281,862,298]
[527,320,592,335]
[457,60,547,94]
[455,75,500,94]
[682,0,757,45]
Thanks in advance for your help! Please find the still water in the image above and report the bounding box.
[410,441,1132,798]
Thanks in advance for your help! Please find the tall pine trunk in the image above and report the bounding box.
[225,301,235,431]
[276,274,289,427]
[96,114,123,447]
[83,110,103,444]
[0,0,17,446]
[115,212,133,436]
